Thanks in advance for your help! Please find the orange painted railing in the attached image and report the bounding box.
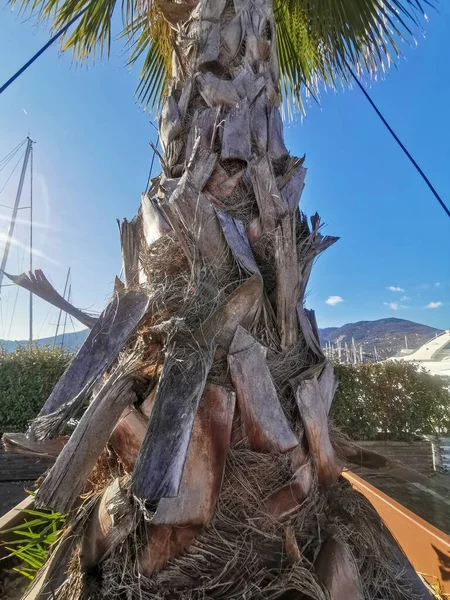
[344,471,450,597]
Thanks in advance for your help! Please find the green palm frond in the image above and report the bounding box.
[122,4,172,111]
[275,0,430,113]
[10,0,431,112]
[9,0,171,111]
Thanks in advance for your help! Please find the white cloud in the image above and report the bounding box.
[387,286,404,292]
[400,295,411,302]
[435,282,441,287]
[384,302,408,311]
[426,301,443,309]
[384,302,399,310]
[326,296,343,306]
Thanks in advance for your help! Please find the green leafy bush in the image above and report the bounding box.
[0,346,70,434]
[331,361,450,441]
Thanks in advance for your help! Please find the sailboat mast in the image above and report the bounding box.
[53,267,71,348]
[29,144,34,347]
[0,137,33,290]
[61,284,71,349]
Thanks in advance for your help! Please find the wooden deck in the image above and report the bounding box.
[0,448,53,515]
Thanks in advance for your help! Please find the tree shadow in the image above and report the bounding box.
[432,543,450,582]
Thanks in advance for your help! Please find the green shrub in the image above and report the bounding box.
[331,361,450,441]
[0,345,71,434]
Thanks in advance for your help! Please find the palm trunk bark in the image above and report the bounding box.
[8,1,432,598]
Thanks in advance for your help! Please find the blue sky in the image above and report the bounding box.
[0,5,449,341]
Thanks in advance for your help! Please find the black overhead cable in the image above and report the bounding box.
[0,9,86,96]
[345,61,450,220]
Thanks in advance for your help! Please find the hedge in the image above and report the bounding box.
[1,346,449,443]
[331,361,450,442]
[0,345,70,434]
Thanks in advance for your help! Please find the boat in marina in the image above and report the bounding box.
[388,329,450,378]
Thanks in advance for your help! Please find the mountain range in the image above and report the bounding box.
[0,329,89,353]
[319,317,443,359]
[0,318,443,359]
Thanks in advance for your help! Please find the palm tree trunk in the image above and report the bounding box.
[10,1,432,598]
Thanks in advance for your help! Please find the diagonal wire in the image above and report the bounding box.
[346,61,450,219]
[0,9,87,95]
[0,138,26,169]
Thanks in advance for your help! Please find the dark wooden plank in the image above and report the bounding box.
[293,377,341,489]
[152,383,235,526]
[32,290,149,427]
[132,345,214,503]
[0,448,53,482]
[36,376,136,513]
[0,482,33,518]
[315,538,362,599]
[228,326,298,453]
